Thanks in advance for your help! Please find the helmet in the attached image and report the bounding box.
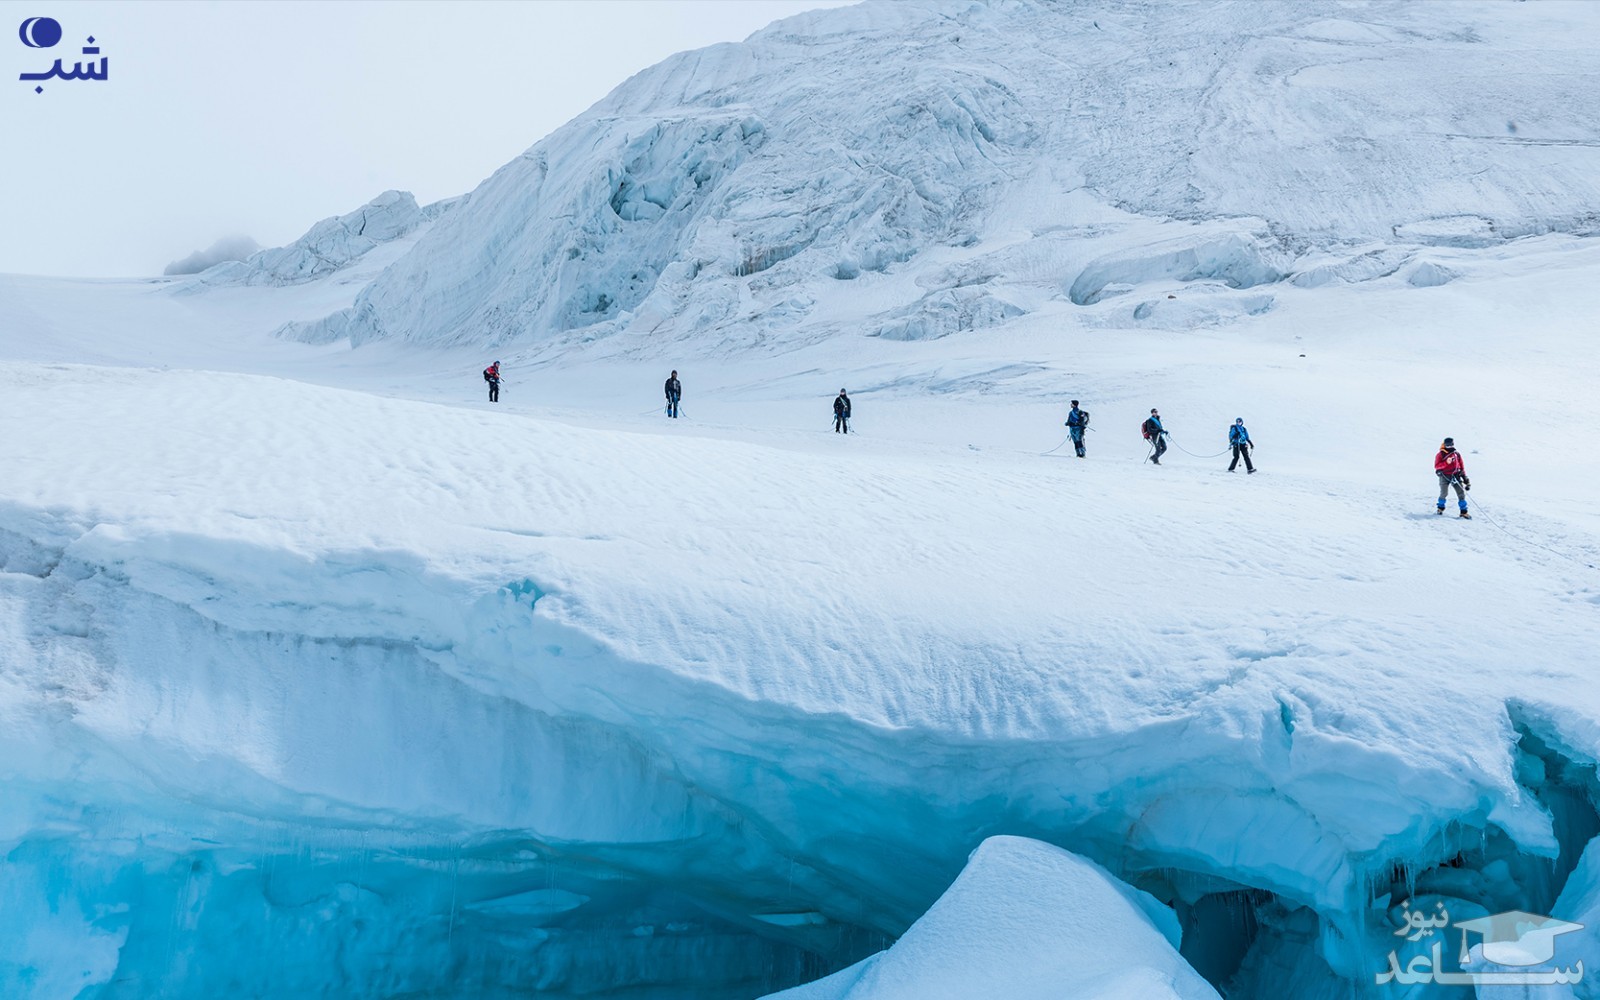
[1070,400,1079,406]
[1443,437,1455,447]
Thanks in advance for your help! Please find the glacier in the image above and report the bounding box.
[3,0,1600,997]
[274,0,1600,355]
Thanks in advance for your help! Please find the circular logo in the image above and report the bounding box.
[19,16,63,48]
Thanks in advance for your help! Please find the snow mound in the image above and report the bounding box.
[1404,260,1460,288]
[274,0,1600,353]
[1289,248,1412,288]
[870,286,1023,341]
[764,837,1219,1000]
[1067,229,1289,306]
[187,190,433,289]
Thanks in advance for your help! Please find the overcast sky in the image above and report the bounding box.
[0,0,851,277]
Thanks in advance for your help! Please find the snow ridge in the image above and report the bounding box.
[184,189,449,290]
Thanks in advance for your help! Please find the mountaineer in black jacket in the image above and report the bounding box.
[664,371,681,418]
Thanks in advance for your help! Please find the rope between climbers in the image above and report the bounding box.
[1168,436,1232,460]
[1465,494,1596,570]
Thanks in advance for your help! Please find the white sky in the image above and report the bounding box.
[0,0,852,278]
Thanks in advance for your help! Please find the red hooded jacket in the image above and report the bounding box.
[1435,448,1464,477]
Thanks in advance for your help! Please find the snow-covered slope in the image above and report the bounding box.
[4,230,1600,995]
[280,0,1600,352]
[4,1,1600,998]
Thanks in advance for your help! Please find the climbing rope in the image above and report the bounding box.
[1168,436,1233,460]
[1464,494,1596,570]
[1041,434,1073,456]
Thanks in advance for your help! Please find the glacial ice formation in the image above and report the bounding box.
[185,190,440,289]
[274,0,1600,353]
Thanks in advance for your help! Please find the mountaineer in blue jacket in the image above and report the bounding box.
[1142,409,1167,464]
[1065,400,1090,458]
[1228,417,1256,474]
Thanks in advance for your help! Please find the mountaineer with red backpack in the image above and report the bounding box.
[1435,437,1470,518]
[483,361,502,403]
[1141,408,1168,464]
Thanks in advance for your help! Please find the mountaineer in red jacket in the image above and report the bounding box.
[1434,437,1470,518]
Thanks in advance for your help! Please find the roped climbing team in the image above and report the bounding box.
[477,361,1472,517]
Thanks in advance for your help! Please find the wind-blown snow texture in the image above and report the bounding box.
[5,1,1600,998]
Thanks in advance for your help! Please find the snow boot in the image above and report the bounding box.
[1459,510,1472,519]
[1436,506,1446,515]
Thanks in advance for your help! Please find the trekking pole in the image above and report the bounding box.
[1143,430,1163,463]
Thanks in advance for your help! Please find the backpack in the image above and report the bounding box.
[483,367,496,382]
[1141,418,1154,440]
